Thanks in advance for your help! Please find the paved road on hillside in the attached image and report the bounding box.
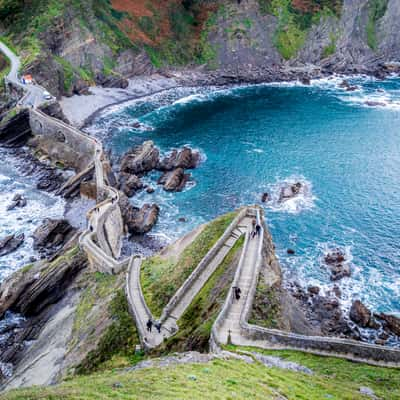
[0,39,47,108]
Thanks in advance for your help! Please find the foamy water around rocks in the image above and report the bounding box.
[89,76,400,314]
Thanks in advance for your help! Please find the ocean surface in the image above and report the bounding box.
[89,76,400,315]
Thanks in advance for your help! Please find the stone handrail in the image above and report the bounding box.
[159,208,249,325]
[209,208,255,352]
[210,209,400,367]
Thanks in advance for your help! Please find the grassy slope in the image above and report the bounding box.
[157,236,245,353]
[68,271,141,375]
[3,349,400,399]
[141,211,237,317]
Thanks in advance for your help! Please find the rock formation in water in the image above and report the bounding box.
[0,234,25,257]
[33,219,76,258]
[120,141,160,177]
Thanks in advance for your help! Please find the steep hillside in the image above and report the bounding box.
[1,0,399,98]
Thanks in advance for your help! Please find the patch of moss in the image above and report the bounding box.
[141,211,237,317]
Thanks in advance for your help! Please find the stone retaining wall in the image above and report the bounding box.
[29,109,94,171]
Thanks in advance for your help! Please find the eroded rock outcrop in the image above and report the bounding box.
[33,219,76,257]
[157,147,200,171]
[0,234,25,257]
[118,193,159,234]
[158,168,190,192]
[119,173,144,197]
[350,300,377,329]
[120,141,159,177]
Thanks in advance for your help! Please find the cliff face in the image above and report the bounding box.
[1,0,399,97]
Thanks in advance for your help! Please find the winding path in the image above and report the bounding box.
[2,41,400,366]
[126,209,253,349]
[0,40,47,107]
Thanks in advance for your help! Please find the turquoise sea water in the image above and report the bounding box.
[90,76,400,314]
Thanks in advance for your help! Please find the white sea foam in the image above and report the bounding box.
[265,175,316,214]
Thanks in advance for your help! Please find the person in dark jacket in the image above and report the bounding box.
[146,319,153,332]
[155,321,162,333]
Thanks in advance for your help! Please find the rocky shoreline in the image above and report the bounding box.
[60,62,400,129]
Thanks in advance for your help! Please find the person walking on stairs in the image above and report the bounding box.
[155,321,162,334]
[146,318,153,332]
[255,223,261,237]
[251,217,257,238]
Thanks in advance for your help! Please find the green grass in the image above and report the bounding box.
[75,289,141,375]
[159,236,244,353]
[366,0,388,50]
[229,346,400,400]
[141,211,237,317]
[3,349,400,399]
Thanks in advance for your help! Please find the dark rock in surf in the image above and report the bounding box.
[350,300,378,329]
[323,248,351,281]
[120,141,159,177]
[119,173,144,197]
[261,192,269,202]
[278,182,302,203]
[158,168,190,192]
[0,234,25,257]
[157,147,200,171]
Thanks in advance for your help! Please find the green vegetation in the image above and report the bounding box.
[159,236,244,353]
[54,56,74,92]
[322,32,337,59]
[366,0,388,50]
[76,289,141,374]
[258,0,342,59]
[3,349,400,399]
[70,272,141,374]
[229,346,400,400]
[141,211,237,317]
[249,281,282,329]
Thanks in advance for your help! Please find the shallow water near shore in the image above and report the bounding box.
[90,76,400,315]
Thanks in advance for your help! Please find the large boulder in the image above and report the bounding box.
[7,194,27,211]
[119,173,144,197]
[374,313,400,336]
[278,182,302,203]
[119,193,159,234]
[350,300,376,328]
[157,147,200,171]
[158,168,190,192]
[120,141,159,176]
[0,234,25,257]
[33,219,75,256]
[324,248,351,281]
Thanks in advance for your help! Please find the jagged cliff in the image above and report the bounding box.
[1,0,399,98]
